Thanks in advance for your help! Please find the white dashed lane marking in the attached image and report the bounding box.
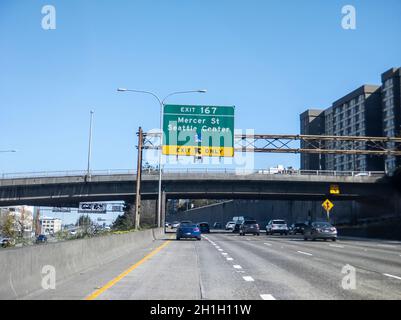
[260,294,276,300]
[297,251,313,256]
[243,276,254,282]
[233,265,242,269]
[226,258,234,261]
[383,273,401,281]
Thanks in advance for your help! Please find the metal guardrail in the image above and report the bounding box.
[0,169,135,179]
[0,169,386,180]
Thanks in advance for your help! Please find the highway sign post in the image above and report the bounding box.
[322,199,334,221]
[163,104,235,157]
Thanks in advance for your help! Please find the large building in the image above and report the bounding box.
[300,109,325,170]
[300,67,400,172]
[325,85,383,172]
[381,67,401,173]
[39,217,62,235]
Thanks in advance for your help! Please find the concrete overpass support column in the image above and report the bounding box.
[161,191,167,230]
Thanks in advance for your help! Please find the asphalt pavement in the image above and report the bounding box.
[24,230,401,300]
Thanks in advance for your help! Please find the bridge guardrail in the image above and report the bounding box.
[0,169,386,180]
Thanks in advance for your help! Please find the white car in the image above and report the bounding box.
[266,220,289,235]
[225,221,236,230]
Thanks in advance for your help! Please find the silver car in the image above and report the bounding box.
[266,220,289,235]
[303,221,337,241]
[225,221,236,230]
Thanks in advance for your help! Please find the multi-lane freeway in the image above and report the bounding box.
[24,231,401,300]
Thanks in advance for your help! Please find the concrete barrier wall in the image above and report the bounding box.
[168,198,401,228]
[168,200,355,227]
[0,228,164,299]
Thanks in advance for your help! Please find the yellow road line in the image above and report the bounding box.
[85,240,172,300]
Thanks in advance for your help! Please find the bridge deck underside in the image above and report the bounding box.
[0,177,392,207]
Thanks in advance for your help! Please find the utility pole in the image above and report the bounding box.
[135,127,143,229]
[86,110,94,182]
[35,208,41,236]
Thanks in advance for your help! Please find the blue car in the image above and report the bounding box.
[176,223,201,241]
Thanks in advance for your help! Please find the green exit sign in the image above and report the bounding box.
[163,104,235,157]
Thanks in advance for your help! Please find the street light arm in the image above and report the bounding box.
[118,89,162,105]
[162,90,207,105]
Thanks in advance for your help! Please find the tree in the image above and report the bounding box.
[0,213,16,238]
[143,162,158,173]
[76,215,93,228]
[112,203,135,230]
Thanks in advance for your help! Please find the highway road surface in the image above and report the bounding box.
[24,231,401,300]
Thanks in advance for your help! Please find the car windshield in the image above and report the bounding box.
[244,220,257,224]
[312,222,332,228]
[273,220,286,224]
[180,223,196,227]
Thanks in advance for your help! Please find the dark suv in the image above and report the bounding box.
[233,221,242,233]
[198,222,210,233]
[289,223,307,235]
[239,220,260,236]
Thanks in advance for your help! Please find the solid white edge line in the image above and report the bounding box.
[260,294,276,300]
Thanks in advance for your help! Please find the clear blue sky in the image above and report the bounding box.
[1,0,401,173]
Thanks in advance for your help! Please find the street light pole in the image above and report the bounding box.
[86,110,94,181]
[117,88,206,228]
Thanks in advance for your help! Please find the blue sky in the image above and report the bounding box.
[1,0,401,174]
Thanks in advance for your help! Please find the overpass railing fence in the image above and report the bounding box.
[0,169,386,180]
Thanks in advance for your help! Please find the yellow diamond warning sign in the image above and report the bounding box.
[322,199,334,212]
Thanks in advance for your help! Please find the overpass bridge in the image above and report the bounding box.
[0,169,391,208]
